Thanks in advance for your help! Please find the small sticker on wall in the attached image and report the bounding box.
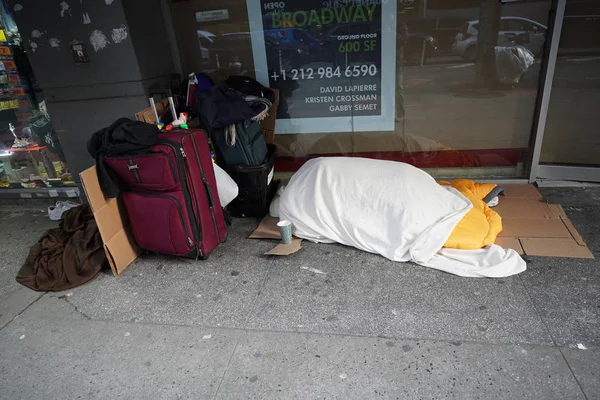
[29,41,38,52]
[49,38,61,48]
[71,42,89,63]
[31,30,45,39]
[82,12,91,24]
[89,30,109,52]
[60,1,72,17]
[111,26,127,44]
[196,9,229,23]
[13,4,23,12]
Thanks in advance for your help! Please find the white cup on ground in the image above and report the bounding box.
[277,220,293,244]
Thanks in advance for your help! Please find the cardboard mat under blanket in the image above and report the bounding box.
[485,184,592,259]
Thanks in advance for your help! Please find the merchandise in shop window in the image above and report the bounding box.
[0,17,73,189]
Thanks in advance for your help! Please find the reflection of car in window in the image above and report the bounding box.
[264,28,321,55]
[453,17,547,61]
[264,35,308,71]
[197,30,215,65]
[208,32,309,71]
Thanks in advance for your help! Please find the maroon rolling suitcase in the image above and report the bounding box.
[104,129,227,259]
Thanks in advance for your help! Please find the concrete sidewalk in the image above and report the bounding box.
[1,187,599,399]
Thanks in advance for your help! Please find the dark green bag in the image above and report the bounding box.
[214,119,268,166]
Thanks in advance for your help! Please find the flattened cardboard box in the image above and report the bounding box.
[494,237,524,255]
[80,167,141,275]
[501,184,544,199]
[249,215,303,255]
[495,184,593,259]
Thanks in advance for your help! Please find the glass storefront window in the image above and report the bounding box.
[540,0,600,167]
[0,0,74,190]
[171,0,553,178]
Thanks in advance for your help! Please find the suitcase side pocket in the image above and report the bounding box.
[105,153,179,191]
[121,191,195,256]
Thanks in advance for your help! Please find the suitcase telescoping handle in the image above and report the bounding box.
[148,90,177,125]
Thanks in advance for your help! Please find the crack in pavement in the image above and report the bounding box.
[0,292,45,332]
[59,296,93,320]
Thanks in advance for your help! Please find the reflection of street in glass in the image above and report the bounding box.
[277,48,548,167]
[401,58,540,154]
[542,55,600,165]
[452,17,547,62]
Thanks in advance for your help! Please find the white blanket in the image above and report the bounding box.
[279,157,525,278]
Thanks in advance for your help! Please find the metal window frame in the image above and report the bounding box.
[527,0,566,182]
[161,0,184,78]
[536,165,600,182]
[528,0,600,183]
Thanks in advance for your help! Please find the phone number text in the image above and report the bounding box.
[270,64,378,82]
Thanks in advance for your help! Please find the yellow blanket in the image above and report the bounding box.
[438,179,502,250]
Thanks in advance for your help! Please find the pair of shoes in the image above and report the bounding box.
[48,201,80,221]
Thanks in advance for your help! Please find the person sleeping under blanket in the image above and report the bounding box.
[278,157,523,278]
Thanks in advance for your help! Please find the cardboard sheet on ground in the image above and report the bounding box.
[80,167,141,275]
[493,184,593,259]
[249,215,303,255]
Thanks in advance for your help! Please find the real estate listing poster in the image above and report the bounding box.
[247,0,397,134]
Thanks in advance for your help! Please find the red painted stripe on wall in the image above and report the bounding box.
[274,148,525,172]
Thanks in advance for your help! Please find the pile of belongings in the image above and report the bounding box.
[194,76,273,160]
[194,75,274,135]
[278,157,525,278]
[193,75,275,217]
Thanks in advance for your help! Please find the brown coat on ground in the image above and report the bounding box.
[17,205,107,291]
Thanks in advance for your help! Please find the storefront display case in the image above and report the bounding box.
[0,2,74,193]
